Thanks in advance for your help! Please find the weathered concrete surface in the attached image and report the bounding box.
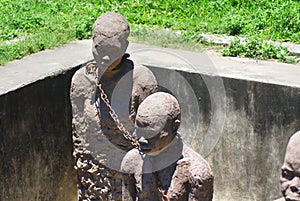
[0,40,300,201]
[128,45,300,201]
[0,39,92,95]
[146,66,300,201]
[0,41,92,201]
[0,69,79,201]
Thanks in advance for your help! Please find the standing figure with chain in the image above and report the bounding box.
[70,12,157,201]
[121,92,214,201]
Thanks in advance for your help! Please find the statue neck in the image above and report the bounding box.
[142,136,184,173]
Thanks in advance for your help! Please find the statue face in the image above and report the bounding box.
[91,12,130,74]
[92,36,128,72]
[135,118,175,155]
[280,133,300,201]
[135,92,180,155]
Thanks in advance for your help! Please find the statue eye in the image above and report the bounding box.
[282,169,294,180]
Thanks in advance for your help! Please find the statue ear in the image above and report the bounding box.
[173,119,181,131]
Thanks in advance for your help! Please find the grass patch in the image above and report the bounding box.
[222,37,296,63]
[0,0,299,65]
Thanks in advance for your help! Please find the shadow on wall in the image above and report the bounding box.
[0,62,299,201]
[0,67,80,201]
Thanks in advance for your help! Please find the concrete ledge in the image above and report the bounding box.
[1,39,300,97]
[128,43,300,88]
[0,40,93,95]
[1,40,300,201]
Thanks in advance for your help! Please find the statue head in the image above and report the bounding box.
[92,12,130,74]
[135,92,181,155]
[280,131,300,201]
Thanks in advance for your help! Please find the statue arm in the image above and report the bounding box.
[121,149,141,201]
[122,173,137,201]
[188,175,214,201]
[188,160,214,201]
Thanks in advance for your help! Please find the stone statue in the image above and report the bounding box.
[274,131,300,201]
[70,12,157,200]
[121,92,214,201]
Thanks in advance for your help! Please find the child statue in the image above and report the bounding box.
[121,92,214,201]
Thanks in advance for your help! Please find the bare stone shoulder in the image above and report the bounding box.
[130,64,158,121]
[133,64,157,89]
[70,61,98,99]
[121,148,143,174]
[180,146,214,200]
[182,146,213,182]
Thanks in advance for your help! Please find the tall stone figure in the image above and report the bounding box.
[121,92,214,201]
[70,12,157,200]
[274,131,300,201]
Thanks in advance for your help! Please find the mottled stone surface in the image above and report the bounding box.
[70,12,157,200]
[274,131,300,201]
[0,71,78,201]
[121,92,214,201]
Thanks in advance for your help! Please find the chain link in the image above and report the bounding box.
[96,81,169,201]
[96,82,142,153]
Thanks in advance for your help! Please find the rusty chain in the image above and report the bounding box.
[96,82,142,153]
[96,81,169,201]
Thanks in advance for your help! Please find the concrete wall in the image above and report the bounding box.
[149,66,300,201]
[0,68,79,201]
[0,40,299,201]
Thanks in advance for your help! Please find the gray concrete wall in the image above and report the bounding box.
[0,68,79,201]
[1,40,299,201]
[149,66,300,201]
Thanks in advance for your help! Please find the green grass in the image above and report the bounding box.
[0,0,299,65]
[222,37,296,63]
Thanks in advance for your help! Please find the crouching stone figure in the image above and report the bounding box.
[121,92,214,201]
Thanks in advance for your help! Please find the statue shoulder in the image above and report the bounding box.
[179,147,213,200]
[121,149,143,174]
[70,61,97,99]
[71,61,97,85]
[181,146,213,184]
[133,64,157,87]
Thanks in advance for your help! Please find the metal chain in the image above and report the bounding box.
[96,81,169,201]
[96,82,142,153]
[158,187,170,201]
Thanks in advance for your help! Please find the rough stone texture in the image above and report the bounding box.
[0,69,78,201]
[122,146,214,201]
[121,92,213,201]
[274,131,300,201]
[70,59,157,200]
[70,12,158,200]
[92,12,130,72]
[129,65,159,122]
